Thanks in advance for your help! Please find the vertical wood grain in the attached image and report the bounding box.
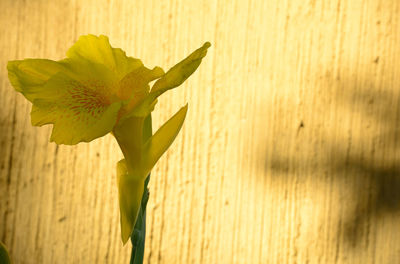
[1,0,400,263]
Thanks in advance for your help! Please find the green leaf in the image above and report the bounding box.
[0,241,12,264]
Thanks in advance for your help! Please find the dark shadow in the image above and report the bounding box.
[264,73,400,249]
[332,77,400,247]
[330,153,400,247]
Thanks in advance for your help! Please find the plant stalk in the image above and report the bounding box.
[129,114,152,264]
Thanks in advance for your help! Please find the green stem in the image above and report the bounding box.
[129,114,152,264]
[130,175,150,264]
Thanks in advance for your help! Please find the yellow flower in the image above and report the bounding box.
[8,35,210,145]
[7,35,210,244]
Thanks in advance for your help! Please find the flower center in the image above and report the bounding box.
[65,80,111,118]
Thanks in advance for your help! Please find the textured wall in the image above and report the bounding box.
[1,0,400,263]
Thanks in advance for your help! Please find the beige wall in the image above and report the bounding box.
[1,0,400,263]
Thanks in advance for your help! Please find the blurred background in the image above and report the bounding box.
[1,0,400,263]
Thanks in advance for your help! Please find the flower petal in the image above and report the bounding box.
[116,159,145,244]
[151,42,211,93]
[128,42,210,117]
[142,104,188,174]
[27,59,122,145]
[66,34,144,80]
[7,59,65,102]
[116,66,164,120]
[31,65,122,145]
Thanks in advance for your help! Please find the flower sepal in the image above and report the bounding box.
[114,104,188,244]
[116,159,145,244]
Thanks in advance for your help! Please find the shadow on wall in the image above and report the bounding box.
[330,76,400,247]
[337,156,400,247]
[264,72,400,248]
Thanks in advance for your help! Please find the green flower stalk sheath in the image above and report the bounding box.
[7,35,210,261]
[0,241,12,264]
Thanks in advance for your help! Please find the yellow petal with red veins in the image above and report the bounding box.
[28,59,123,145]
